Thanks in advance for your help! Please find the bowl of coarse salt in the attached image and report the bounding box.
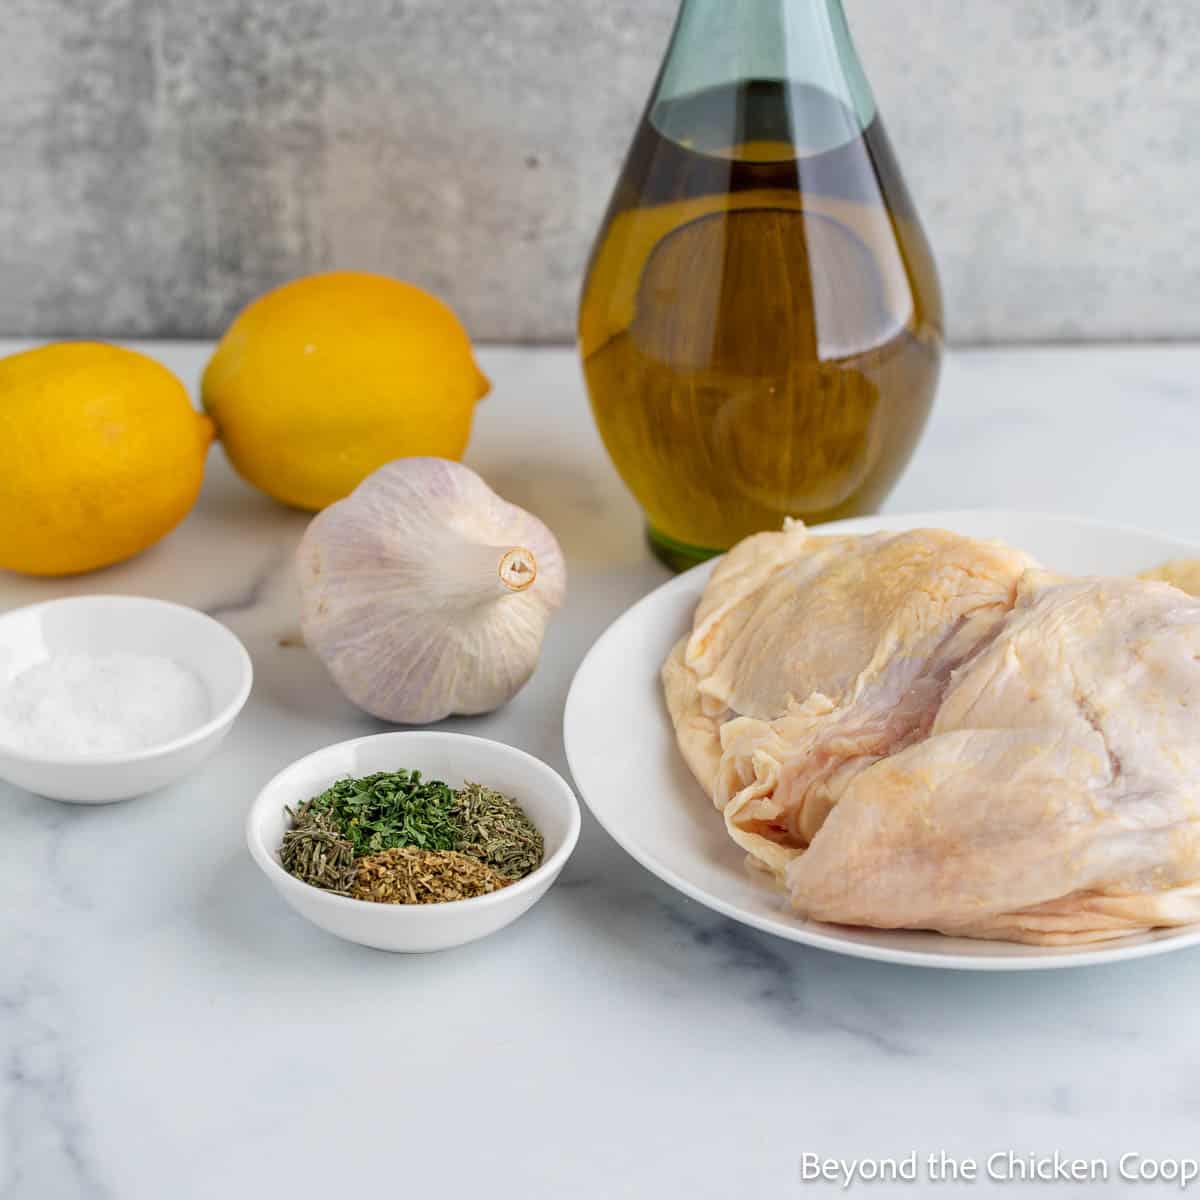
[0,595,252,803]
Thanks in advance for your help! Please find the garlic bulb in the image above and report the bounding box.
[297,457,566,724]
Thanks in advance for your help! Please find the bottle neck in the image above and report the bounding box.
[652,0,875,155]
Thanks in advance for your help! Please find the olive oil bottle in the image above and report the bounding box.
[579,0,943,570]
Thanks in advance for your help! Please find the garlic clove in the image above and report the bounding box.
[297,457,566,724]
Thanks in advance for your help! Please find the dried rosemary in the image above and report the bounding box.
[352,848,511,904]
[280,806,356,895]
[451,781,544,880]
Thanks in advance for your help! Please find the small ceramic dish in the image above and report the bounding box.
[0,595,253,803]
[246,731,581,953]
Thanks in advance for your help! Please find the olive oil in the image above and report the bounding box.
[579,78,943,569]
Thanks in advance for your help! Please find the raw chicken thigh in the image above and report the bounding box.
[663,522,1200,945]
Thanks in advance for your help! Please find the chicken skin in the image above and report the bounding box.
[663,523,1200,944]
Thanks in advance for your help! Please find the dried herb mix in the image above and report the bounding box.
[279,769,544,904]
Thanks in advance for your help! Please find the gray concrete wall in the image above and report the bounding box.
[3,1,1198,343]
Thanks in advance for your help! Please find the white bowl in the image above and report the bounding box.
[246,731,582,953]
[0,595,253,803]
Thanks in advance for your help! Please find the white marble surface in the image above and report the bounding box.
[4,341,1200,1199]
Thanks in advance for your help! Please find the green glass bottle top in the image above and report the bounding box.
[578,0,943,571]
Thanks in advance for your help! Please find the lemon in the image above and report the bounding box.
[202,272,490,510]
[0,343,214,577]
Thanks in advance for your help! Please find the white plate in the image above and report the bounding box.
[564,512,1200,970]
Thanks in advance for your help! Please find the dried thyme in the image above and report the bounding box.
[451,781,544,880]
[280,806,356,894]
[352,848,511,904]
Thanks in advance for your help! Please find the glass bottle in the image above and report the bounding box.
[578,0,943,570]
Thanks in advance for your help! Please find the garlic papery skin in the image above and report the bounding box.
[296,457,567,724]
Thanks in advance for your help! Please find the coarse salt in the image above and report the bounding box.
[0,652,211,757]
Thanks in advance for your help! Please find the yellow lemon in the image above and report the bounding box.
[202,272,490,510]
[0,343,214,577]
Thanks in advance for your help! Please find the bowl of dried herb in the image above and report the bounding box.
[246,731,581,952]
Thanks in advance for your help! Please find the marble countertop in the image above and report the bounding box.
[5,341,1200,1200]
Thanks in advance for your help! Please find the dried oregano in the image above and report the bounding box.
[352,848,510,904]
